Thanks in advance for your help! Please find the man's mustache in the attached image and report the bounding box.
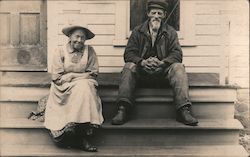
[151,18,161,22]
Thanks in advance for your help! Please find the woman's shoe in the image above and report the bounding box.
[80,138,98,152]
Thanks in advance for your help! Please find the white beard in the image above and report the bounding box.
[150,19,161,32]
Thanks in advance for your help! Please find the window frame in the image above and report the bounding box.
[113,0,196,46]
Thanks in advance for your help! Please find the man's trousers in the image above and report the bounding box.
[116,62,192,110]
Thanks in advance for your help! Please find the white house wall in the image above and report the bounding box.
[47,0,249,87]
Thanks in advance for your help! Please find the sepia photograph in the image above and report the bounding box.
[0,0,249,156]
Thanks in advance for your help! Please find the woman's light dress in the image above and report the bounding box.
[44,43,104,132]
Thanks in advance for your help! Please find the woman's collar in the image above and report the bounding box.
[66,42,74,53]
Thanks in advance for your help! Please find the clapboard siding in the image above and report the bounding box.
[87,25,115,35]
[47,0,248,86]
[195,25,220,35]
[57,14,115,24]
[58,3,115,14]
[229,36,249,45]
[58,35,115,46]
[58,24,115,35]
[195,15,220,25]
[48,0,224,73]
[195,36,221,46]
[224,0,249,87]
[94,46,124,56]
[195,3,220,15]
[99,67,221,73]
[97,56,221,67]
[182,46,220,56]
[93,46,221,57]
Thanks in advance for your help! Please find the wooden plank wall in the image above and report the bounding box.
[0,0,47,71]
[224,1,249,88]
[47,1,117,71]
[47,0,248,86]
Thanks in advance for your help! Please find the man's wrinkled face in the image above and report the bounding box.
[147,8,166,31]
[69,29,86,51]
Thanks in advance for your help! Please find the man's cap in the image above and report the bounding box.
[147,0,168,11]
[62,25,95,40]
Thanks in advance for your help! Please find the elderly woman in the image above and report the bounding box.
[44,26,103,152]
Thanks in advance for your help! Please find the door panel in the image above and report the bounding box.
[0,13,11,45]
[0,0,47,71]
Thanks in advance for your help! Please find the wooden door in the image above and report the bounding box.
[0,0,47,71]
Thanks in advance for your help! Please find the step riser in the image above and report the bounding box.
[103,102,235,119]
[0,129,240,146]
[95,129,240,146]
[0,102,234,119]
[0,86,237,102]
[1,155,247,157]
[1,72,220,86]
[1,145,248,157]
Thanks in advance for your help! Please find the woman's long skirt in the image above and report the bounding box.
[44,78,104,131]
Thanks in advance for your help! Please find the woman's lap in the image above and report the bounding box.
[44,78,103,130]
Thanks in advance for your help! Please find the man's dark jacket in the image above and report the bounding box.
[124,20,183,66]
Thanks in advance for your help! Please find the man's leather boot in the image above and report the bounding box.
[111,105,128,125]
[176,105,198,126]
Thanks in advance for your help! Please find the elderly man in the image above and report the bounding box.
[111,0,198,126]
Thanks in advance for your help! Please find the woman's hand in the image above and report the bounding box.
[70,72,91,80]
[59,73,74,84]
[55,72,92,85]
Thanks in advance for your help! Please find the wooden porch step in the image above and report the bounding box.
[0,72,221,87]
[0,86,237,103]
[0,85,237,120]
[1,145,248,157]
[0,118,243,130]
[0,118,243,146]
[0,101,235,119]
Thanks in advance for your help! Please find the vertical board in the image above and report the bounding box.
[10,13,20,46]
[20,13,40,45]
[0,13,11,45]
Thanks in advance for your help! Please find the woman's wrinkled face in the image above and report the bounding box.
[147,8,166,31]
[69,29,86,51]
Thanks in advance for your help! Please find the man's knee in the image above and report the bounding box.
[171,63,185,70]
[123,62,138,73]
[168,63,187,78]
[171,63,185,72]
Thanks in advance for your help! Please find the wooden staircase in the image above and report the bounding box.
[0,72,248,157]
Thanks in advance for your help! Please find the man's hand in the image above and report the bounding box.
[150,57,166,68]
[154,67,164,74]
[141,60,151,70]
[141,57,166,74]
[141,59,157,74]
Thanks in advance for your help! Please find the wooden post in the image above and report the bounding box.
[219,7,229,85]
